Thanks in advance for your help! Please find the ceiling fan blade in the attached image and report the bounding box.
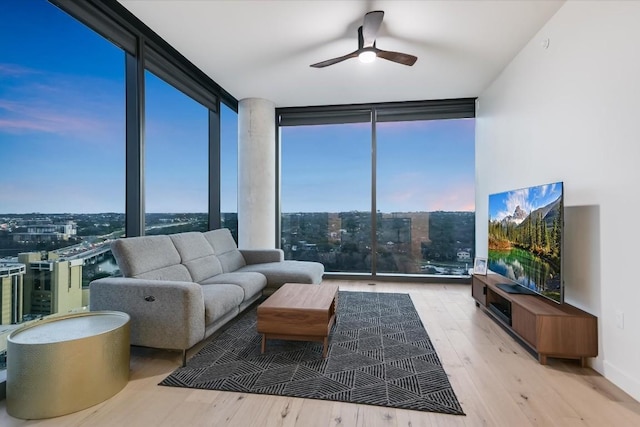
[310,51,359,68]
[362,11,384,48]
[376,49,418,66]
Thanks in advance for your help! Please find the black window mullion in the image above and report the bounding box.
[371,109,378,277]
[275,111,281,247]
[125,45,145,237]
[209,107,221,231]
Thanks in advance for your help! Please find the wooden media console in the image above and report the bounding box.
[472,273,598,366]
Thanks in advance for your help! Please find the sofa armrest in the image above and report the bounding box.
[240,249,284,264]
[89,277,205,351]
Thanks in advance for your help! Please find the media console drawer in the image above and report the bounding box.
[511,304,537,347]
[471,276,487,306]
[471,273,597,366]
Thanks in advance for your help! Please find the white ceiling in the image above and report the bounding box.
[118,0,564,108]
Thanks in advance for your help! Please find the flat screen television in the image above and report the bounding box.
[488,181,564,304]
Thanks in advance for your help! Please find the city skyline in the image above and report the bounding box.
[1,0,475,215]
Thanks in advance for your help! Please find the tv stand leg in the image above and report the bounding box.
[580,357,587,368]
[539,354,548,365]
[475,301,480,307]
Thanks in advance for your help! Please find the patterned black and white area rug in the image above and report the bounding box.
[160,291,464,415]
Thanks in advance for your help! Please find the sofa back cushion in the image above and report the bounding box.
[111,235,192,282]
[170,232,224,283]
[203,229,246,273]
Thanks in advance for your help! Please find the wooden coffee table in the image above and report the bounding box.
[257,283,339,357]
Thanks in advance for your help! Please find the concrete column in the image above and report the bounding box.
[238,98,276,249]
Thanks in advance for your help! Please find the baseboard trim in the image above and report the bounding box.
[603,360,640,402]
[591,357,604,375]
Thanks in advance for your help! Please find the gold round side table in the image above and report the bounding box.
[6,311,130,420]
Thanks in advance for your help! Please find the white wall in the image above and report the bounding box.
[476,1,640,401]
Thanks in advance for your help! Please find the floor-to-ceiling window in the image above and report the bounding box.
[0,0,237,371]
[280,122,372,273]
[278,101,475,279]
[376,119,475,275]
[221,103,238,241]
[144,71,209,234]
[0,0,125,334]
[0,0,125,369]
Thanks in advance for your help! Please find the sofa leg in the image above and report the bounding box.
[182,349,187,367]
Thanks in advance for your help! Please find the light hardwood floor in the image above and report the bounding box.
[2,280,639,426]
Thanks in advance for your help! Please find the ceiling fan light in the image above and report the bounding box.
[358,50,377,63]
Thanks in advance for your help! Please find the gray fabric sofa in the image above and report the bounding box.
[89,228,324,364]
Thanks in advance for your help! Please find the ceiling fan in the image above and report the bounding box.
[310,10,418,68]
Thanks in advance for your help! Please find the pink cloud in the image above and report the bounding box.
[0,63,39,77]
[0,70,123,141]
[0,100,107,135]
[380,173,475,212]
[425,183,476,212]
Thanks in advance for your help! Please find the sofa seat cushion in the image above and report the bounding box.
[200,272,267,302]
[238,260,324,287]
[201,284,244,325]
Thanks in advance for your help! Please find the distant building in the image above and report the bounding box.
[18,252,83,317]
[0,262,25,325]
[457,250,472,261]
[12,219,77,243]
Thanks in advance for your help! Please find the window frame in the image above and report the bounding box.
[276,99,476,282]
[50,0,239,236]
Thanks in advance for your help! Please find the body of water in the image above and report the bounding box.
[488,247,562,303]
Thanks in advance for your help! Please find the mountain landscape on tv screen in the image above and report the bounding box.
[488,183,563,303]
